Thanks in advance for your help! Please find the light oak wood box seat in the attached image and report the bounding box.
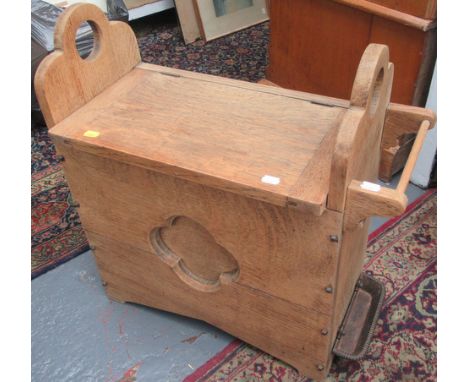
[48,65,344,214]
[34,4,435,381]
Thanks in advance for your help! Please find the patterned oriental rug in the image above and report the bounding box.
[31,11,269,279]
[184,190,437,382]
[31,128,89,278]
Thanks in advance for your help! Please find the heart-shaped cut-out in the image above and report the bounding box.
[150,216,239,292]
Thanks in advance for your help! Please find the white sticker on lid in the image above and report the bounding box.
[360,181,381,192]
[261,175,281,185]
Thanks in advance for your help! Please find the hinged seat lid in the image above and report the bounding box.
[49,64,346,214]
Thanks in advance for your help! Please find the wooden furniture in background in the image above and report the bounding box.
[194,0,269,41]
[175,0,270,45]
[367,0,436,19]
[379,102,435,181]
[174,0,201,44]
[266,0,436,182]
[35,4,435,380]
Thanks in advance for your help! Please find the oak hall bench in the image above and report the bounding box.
[35,4,435,380]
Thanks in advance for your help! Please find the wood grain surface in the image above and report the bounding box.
[268,0,372,102]
[53,144,343,314]
[369,16,429,105]
[331,0,435,29]
[364,0,436,19]
[90,232,333,379]
[49,64,345,214]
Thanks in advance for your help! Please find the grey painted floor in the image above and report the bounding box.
[32,177,425,382]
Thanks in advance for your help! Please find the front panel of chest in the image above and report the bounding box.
[56,144,344,313]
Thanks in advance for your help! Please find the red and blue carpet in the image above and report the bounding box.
[31,128,89,278]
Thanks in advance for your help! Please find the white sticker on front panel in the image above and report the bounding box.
[261,175,281,185]
[360,181,381,192]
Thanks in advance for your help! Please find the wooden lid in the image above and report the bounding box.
[49,64,346,215]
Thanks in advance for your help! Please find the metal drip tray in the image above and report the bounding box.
[333,273,385,360]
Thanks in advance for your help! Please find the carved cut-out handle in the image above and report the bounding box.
[350,44,392,120]
[54,3,109,60]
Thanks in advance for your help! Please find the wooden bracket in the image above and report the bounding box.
[344,120,431,230]
[379,103,436,181]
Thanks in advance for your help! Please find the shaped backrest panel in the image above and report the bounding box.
[34,3,141,128]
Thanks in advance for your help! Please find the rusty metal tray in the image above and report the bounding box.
[333,273,385,360]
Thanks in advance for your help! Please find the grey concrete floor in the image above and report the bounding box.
[32,176,426,382]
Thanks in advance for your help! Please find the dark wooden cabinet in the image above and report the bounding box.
[368,0,436,19]
[266,0,436,181]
